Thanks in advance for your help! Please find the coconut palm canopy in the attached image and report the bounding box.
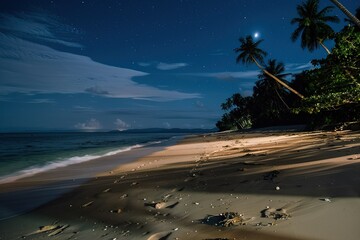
[234,36,267,66]
[291,0,340,52]
[234,35,304,99]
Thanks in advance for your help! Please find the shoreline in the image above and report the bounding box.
[0,130,359,240]
[0,136,183,220]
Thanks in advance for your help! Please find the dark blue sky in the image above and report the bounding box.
[0,0,358,131]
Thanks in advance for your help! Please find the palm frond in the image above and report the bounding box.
[291,0,338,52]
[234,35,267,67]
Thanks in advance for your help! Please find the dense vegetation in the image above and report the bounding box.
[216,0,360,131]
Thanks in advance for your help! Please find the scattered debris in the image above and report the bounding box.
[320,198,332,202]
[202,212,254,227]
[171,186,185,192]
[103,188,111,193]
[261,207,290,220]
[162,194,172,201]
[109,209,122,214]
[82,201,94,208]
[120,194,128,199]
[263,170,280,181]
[145,201,179,209]
[23,224,69,237]
[130,182,138,186]
[48,224,69,236]
[147,231,172,240]
[24,225,59,236]
[256,222,275,227]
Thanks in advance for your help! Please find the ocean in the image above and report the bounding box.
[0,130,204,184]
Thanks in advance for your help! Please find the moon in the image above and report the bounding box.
[254,32,260,38]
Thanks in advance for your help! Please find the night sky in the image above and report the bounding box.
[0,0,358,131]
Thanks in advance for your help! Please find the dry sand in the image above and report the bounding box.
[0,130,359,240]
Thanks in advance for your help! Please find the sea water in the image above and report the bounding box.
[0,131,198,184]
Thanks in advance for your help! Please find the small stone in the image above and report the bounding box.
[275,186,280,190]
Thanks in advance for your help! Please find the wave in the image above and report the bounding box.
[0,143,150,184]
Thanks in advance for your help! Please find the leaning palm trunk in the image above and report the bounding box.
[251,57,304,99]
[319,40,331,54]
[329,0,360,28]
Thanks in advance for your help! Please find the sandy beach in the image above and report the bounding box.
[0,129,359,240]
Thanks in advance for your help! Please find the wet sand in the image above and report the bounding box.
[0,130,359,240]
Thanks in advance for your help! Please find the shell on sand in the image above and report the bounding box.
[147,231,172,240]
[155,202,167,209]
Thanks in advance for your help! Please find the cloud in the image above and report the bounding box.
[190,62,313,81]
[114,118,130,131]
[137,61,189,71]
[157,62,188,70]
[0,12,82,48]
[209,49,227,56]
[85,86,109,95]
[0,12,200,101]
[108,108,219,121]
[75,118,102,130]
[138,62,152,67]
[190,71,260,80]
[73,106,97,112]
[285,62,313,72]
[27,98,55,104]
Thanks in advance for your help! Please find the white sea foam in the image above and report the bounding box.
[0,143,147,184]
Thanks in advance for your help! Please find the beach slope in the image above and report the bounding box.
[0,130,359,240]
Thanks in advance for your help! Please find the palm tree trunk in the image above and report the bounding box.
[319,40,331,54]
[274,87,290,110]
[329,0,360,29]
[251,57,304,99]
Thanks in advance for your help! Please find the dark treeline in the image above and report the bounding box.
[217,0,360,131]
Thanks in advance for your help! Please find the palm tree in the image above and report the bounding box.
[344,7,360,27]
[291,0,340,54]
[329,0,360,28]
[234,35,304,99]
[257,59,291,109]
